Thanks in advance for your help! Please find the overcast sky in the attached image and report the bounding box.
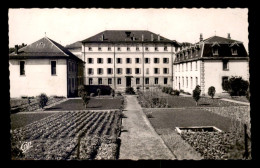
[9,8,248,52]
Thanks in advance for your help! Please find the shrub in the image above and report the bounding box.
[38,93,48,109]
[173,90,180,96]
[180,89,184,93]
[167,87,173,94]
[192,85,201,106]
[246,89,250,101]
[162,87,166,93]
[222,77,249,96]
[78,85,85,97]
[97,89,101,97]
[208,86,216,99]
[152,98,159,105]
[111,89,115,98]
[117,92,122,96]
[136,86,140,90]
[125,87,135,94]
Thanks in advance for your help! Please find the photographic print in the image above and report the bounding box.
[9,8,250,160]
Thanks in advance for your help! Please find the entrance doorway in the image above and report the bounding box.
[126,77,131,87]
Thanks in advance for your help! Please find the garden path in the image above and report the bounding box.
[119,95,176,160]
[219,98,250,106]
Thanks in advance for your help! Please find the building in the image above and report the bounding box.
[80,30,181,91]
[9,37,84,98]
[173,34,249,95]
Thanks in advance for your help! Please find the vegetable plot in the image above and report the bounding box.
[11,110,122,160]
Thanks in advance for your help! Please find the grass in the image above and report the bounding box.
[11,112,60,130]
[45,97,123,111]
[144,108,234,132]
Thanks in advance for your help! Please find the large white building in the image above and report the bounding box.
[79,30,181,91]
[173,34,249,95]
[9,37,84,98]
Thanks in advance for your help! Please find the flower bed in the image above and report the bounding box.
[11,110,122,160]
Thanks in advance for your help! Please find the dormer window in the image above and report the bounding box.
[127,47,130,51]
[136,45,140,51]
[108,46,112,51]
[98,46,102,51]
[88,47,92,51]
[231,48,238,55]
[117,47,121,51]
[145,46,149,51]
[164,46,168,51]
[212,47,218,55]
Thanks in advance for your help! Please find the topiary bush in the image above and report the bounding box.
[97,88,101,97]
[192,85,201,106]
[111,89,115,98]
[208,86,216,99]
[38,93,48,109]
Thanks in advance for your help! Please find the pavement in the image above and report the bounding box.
[119,95,175,160]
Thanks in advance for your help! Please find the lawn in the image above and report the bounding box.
[11,112,60,130]
[11,110,122,160]
[45,97,123,111]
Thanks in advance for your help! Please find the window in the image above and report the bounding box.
[117,78,121,85]
[186,77,188,88]
[135,58,140,63]
[145,58,150,64]
[88,58,93,64]
[127,47,130,51]
[98,68,103,75]
[154,68,159,74]
[20,61,25,75]
[154,58,159,63]
[190,62,192,71]
[126,68,132,74]
[69,62,71,72]
[126,58,131,64]
[186,63,188,71]
[163,58,169,63]
[212,47,218,55]
[163,68,168,74]
[88,47,92,51]
[155,46,158,51]
[195,61,198,71]
[108,78,112,85]
[222,77,229,90]
[98,78,102,85]
[145,78,149,84]
[108,46,112,51]
[135,68,140,74]
[164,78,168,84]
[51,61,56,75]
[98,46,102,51]
[88,68,93,75]
[107,68,113,74]
[107,58,112,64]
[117,68,122,74]
[89,78,93,85]
[117,47,121,51]
[136,46,140,51]
[136,78,140,84]
[117,58,122,64]
[164,46,168,51]
[145,46,149,51]
[97,58,103,64]
[191,77,193,89]
[231,48,238,55]
[182,77,184,87]
[223,60,229,70]
[155,78,159,84]
[146,68,149,74]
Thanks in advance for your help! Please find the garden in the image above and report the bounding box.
[11,110,122,160]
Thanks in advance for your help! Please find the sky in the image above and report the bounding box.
[9,8,248,52]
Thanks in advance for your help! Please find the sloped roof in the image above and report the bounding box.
[65,41,82,49]
[82,30,180,45]
[202,35,242,44]
[9,37,82,61]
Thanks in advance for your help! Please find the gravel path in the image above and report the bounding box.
[119,95,175,160]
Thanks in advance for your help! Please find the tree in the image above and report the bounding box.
[9,43,27,54]
[208,86,216,99]
[111,89,115,99]
[223,77,249,96]
[193,85,201,106]
[78,85,90,108]
[38,93,48,109]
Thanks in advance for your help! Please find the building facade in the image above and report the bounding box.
[173,34,249,95]
[80,30,180,91]
[9,37,84,98]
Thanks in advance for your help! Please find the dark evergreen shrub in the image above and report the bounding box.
[192,85,201,106]
[208,86,216,99]
[38,93,48,109]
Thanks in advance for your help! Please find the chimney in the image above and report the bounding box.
[200,33,203,42]
[132,33,135,41]
[151,34,154,41]
[158,34,160,41]
[101,33,104,41]
[142,34,144,41]
[15,45,18,54]
[227,33,231,39]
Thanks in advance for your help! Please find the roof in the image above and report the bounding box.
[82,30,180,46]
[65,41,82,49]
[202,35,242,44]
[9,37,82,62]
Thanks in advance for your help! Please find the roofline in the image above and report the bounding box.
[9,55,84,62]
[45,37,69,57]
[174,56,249,64]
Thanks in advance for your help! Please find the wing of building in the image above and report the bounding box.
[173,34,249,95]
[79,30,181,92]
[9,37,84,98]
